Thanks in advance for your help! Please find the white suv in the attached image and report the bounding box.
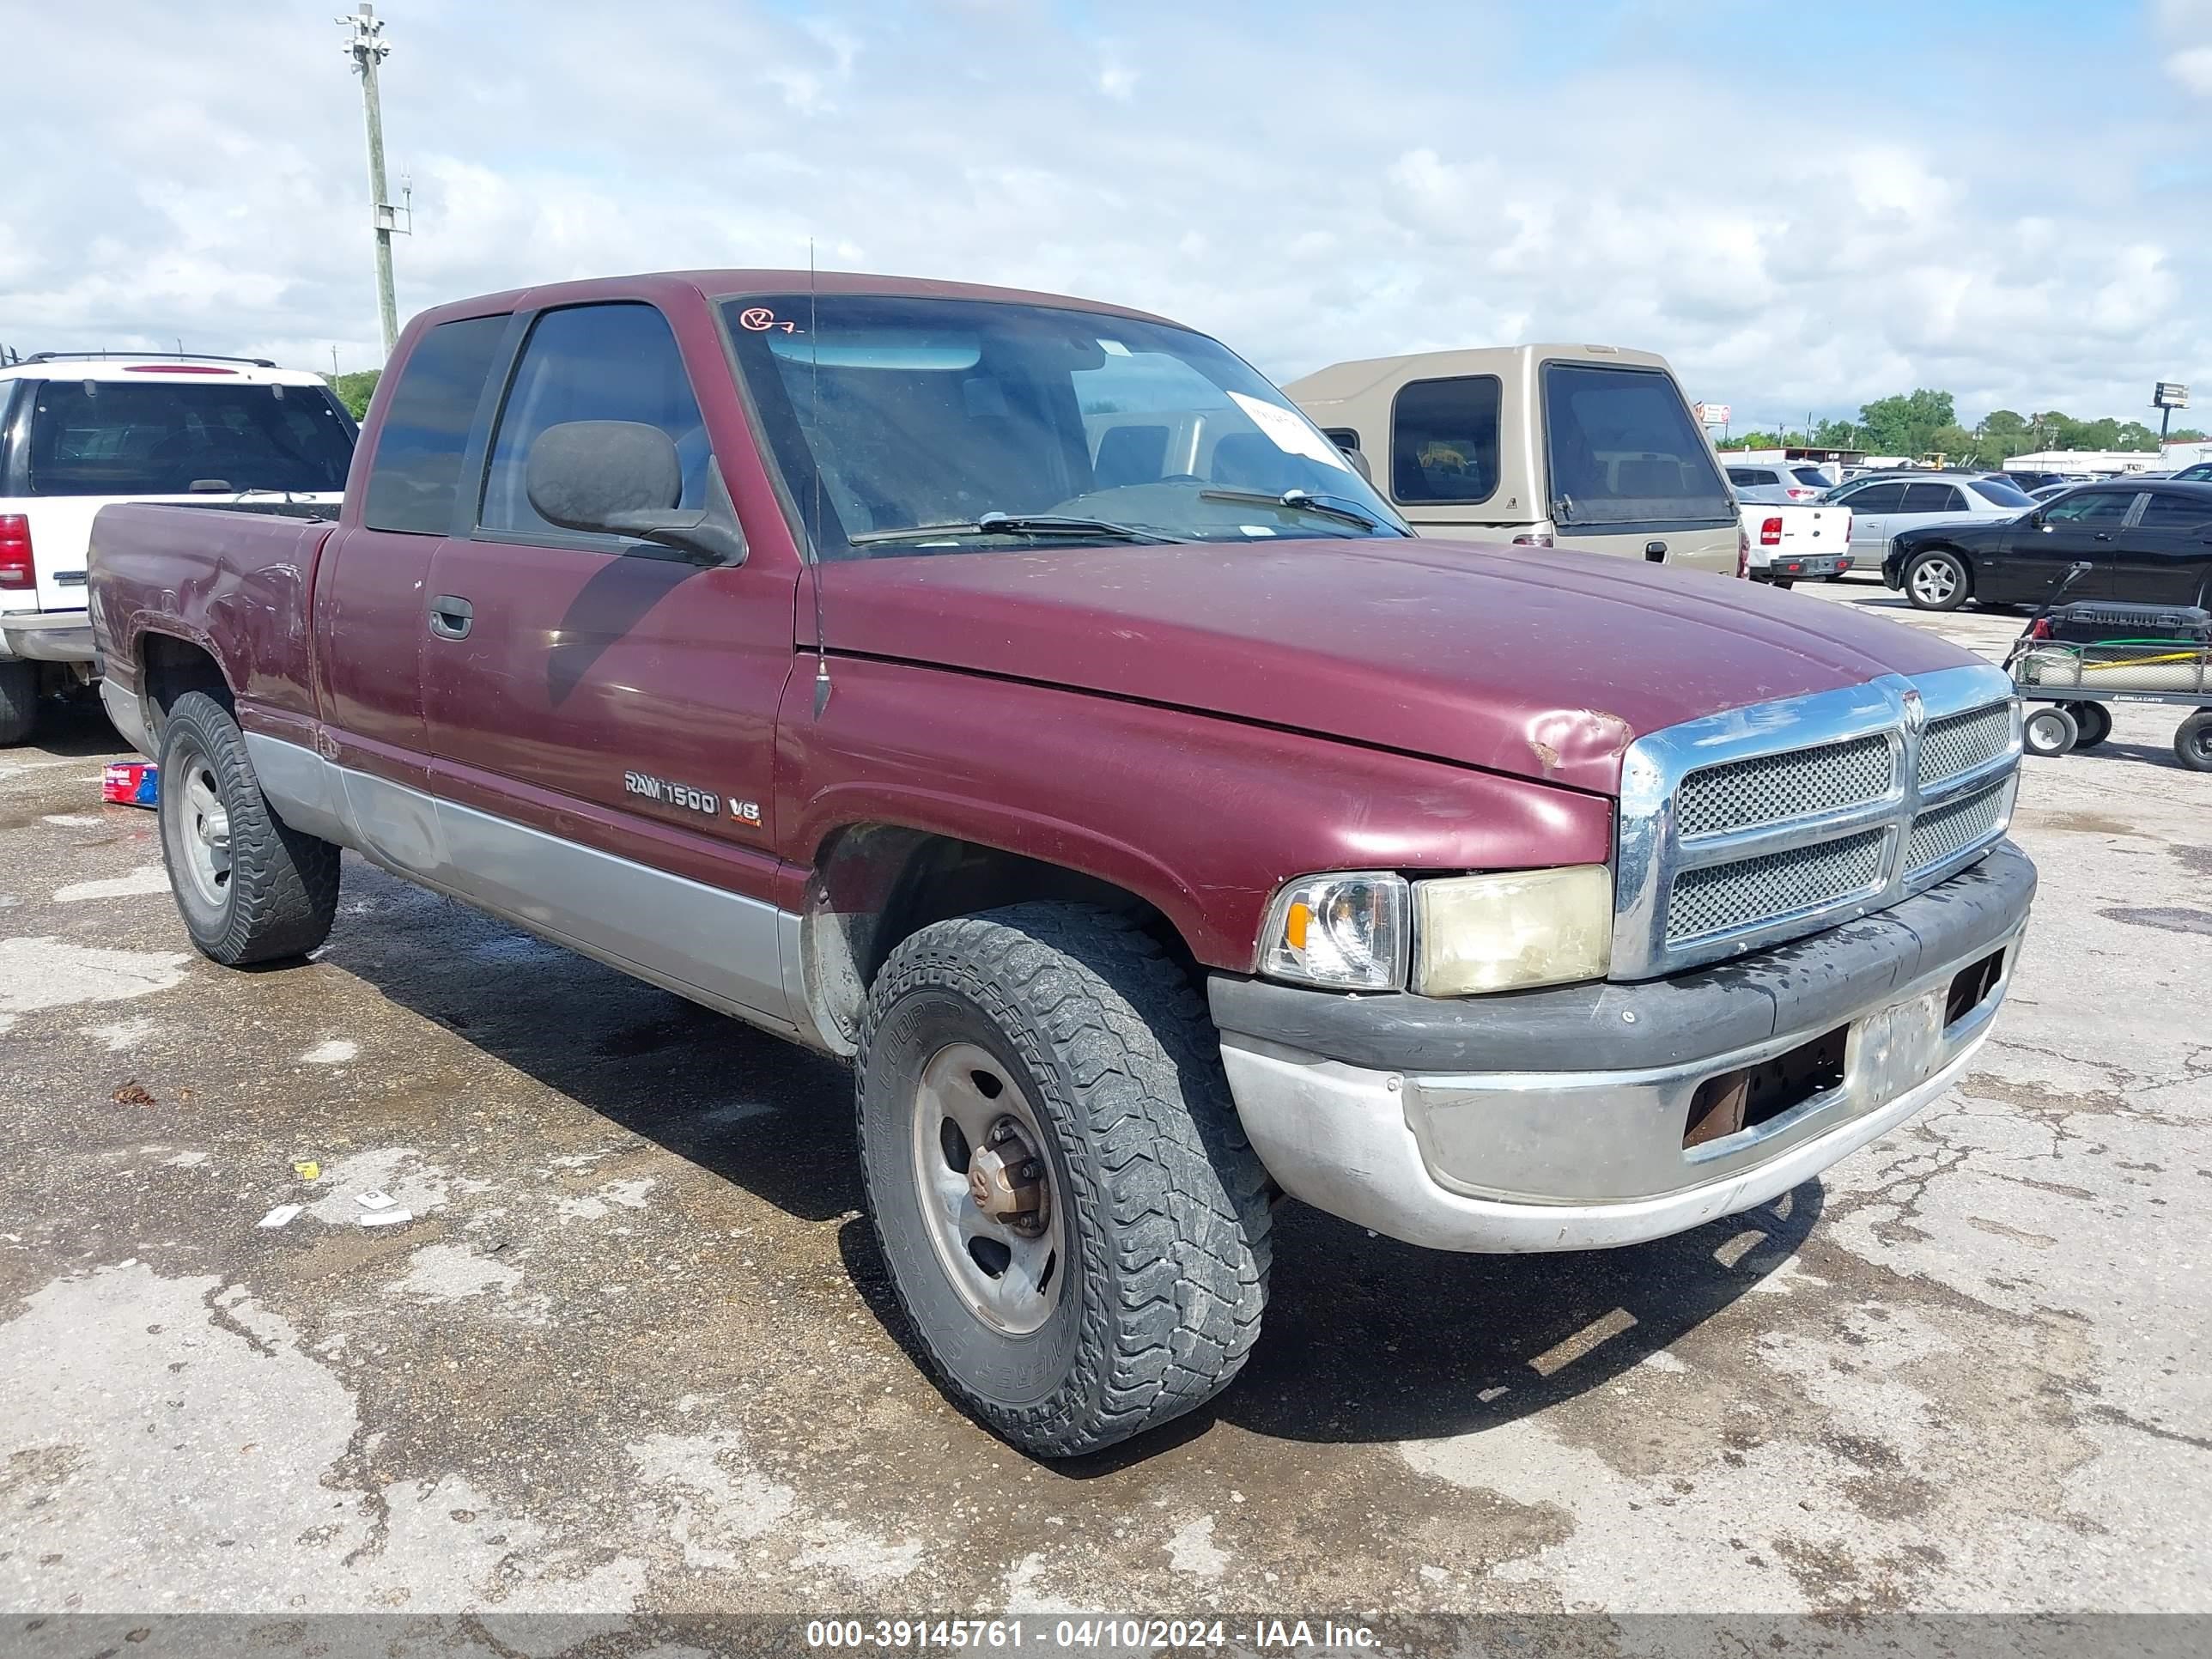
[0,352,356,742]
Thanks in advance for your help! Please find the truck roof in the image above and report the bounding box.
[1284,343,1678,405]
[410,269,1182,331]
[0,353,331,387]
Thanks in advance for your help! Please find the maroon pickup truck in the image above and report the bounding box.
[88,270,2035,1458]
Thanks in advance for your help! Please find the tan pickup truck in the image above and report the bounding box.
[1286,344,1740,574]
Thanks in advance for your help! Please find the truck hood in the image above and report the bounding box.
[817,538,1978,794]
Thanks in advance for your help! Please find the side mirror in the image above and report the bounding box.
[1337,445,1374,485]
[525,420,746,566]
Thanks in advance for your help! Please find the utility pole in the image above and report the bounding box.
[339,4,399,358]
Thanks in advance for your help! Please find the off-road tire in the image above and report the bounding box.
[157,690,340,964]
[1905,549,1970,611]
[2176,711,2212,774]
[856,902,1271,1459]
[0,660,38,746]
[2022,704,2079,759]
[2070,702,2113,750]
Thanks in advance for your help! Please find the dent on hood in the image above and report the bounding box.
[1523,708,1636,779]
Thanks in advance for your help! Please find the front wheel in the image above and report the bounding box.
[157,690,341,964]
[856,902,1270,1459]
[2022,704,2079,758]
[2176,711,2212,773]
[1905,550,1970,611]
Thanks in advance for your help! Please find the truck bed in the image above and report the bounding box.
[1741,501,1850,580]
[88,502,338,731]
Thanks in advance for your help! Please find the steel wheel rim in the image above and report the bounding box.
[1911,558,1957,604]
[908,1041,1066,1336]
[176,755,232,908]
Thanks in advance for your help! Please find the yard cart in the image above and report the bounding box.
[2002,563,2212,770]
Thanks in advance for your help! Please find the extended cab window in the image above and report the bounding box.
[480,303,708,536]
[363,315,507,533]
[26,380,354,498]
[1389,377,1500,506]
[1541,362,1732,526]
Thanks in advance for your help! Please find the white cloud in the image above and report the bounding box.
[0,0,2202,431]
[2158,0,2212,92]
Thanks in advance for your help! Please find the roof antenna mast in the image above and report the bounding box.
[809,239,832,719]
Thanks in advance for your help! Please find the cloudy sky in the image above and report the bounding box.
[3,0,2207,432]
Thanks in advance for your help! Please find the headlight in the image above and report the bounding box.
[1260,872,1408,991]
[1412,865,1613,995]
[1260,866,1613,996]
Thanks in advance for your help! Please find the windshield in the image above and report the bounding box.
[722,295,1407,558]
[25,379,356,496]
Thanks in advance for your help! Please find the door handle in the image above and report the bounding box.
[2093,532,2116,541]
[428,595,474,641]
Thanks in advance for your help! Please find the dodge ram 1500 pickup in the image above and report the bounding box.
[88,270,2036,1459]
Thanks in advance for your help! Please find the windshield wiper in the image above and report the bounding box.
[1199,487,1398,533]
[848,512,1179,547]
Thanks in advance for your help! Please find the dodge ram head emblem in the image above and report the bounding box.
[1901,689,1926,734]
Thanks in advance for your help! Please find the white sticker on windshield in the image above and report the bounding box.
[1097,338,1132,356]
[1239,524,1278,537]
[1228,392,1352,472]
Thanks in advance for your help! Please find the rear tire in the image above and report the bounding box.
[156,690,340,964]
[2070,702,2113,750]
[856,902,1270,1459]
[2022,704,2079,759]
[1905,550,1970,611]
[0,660,38,746]
[2177,711,2212,774]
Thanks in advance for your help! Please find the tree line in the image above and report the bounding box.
[1719,389,2205,465]
[328,370,380,420]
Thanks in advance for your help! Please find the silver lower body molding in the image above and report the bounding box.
[242,732,828,1048]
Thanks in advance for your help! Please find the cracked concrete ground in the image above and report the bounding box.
[0,580,2206,1621]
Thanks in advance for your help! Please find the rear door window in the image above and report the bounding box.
[363,315,509,533]
[1390,376,1502,505]
[479,303,708,536]
[26,379,356,498]
[2136,491,2212,529]
[1541,362,1731,525]
[1901,483,1966,513]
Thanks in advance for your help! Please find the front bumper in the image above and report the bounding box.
[1210,842,2034,1253]
[0,610,96,664]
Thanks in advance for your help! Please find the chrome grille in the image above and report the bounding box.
[1675,734,1895,839]
[1918,702,2013,786]
[1907,779,2012,876]
[1612,665,2024,980]
[1666,829,1888,943]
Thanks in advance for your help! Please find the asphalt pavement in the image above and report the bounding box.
[1,578,2206,1628]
